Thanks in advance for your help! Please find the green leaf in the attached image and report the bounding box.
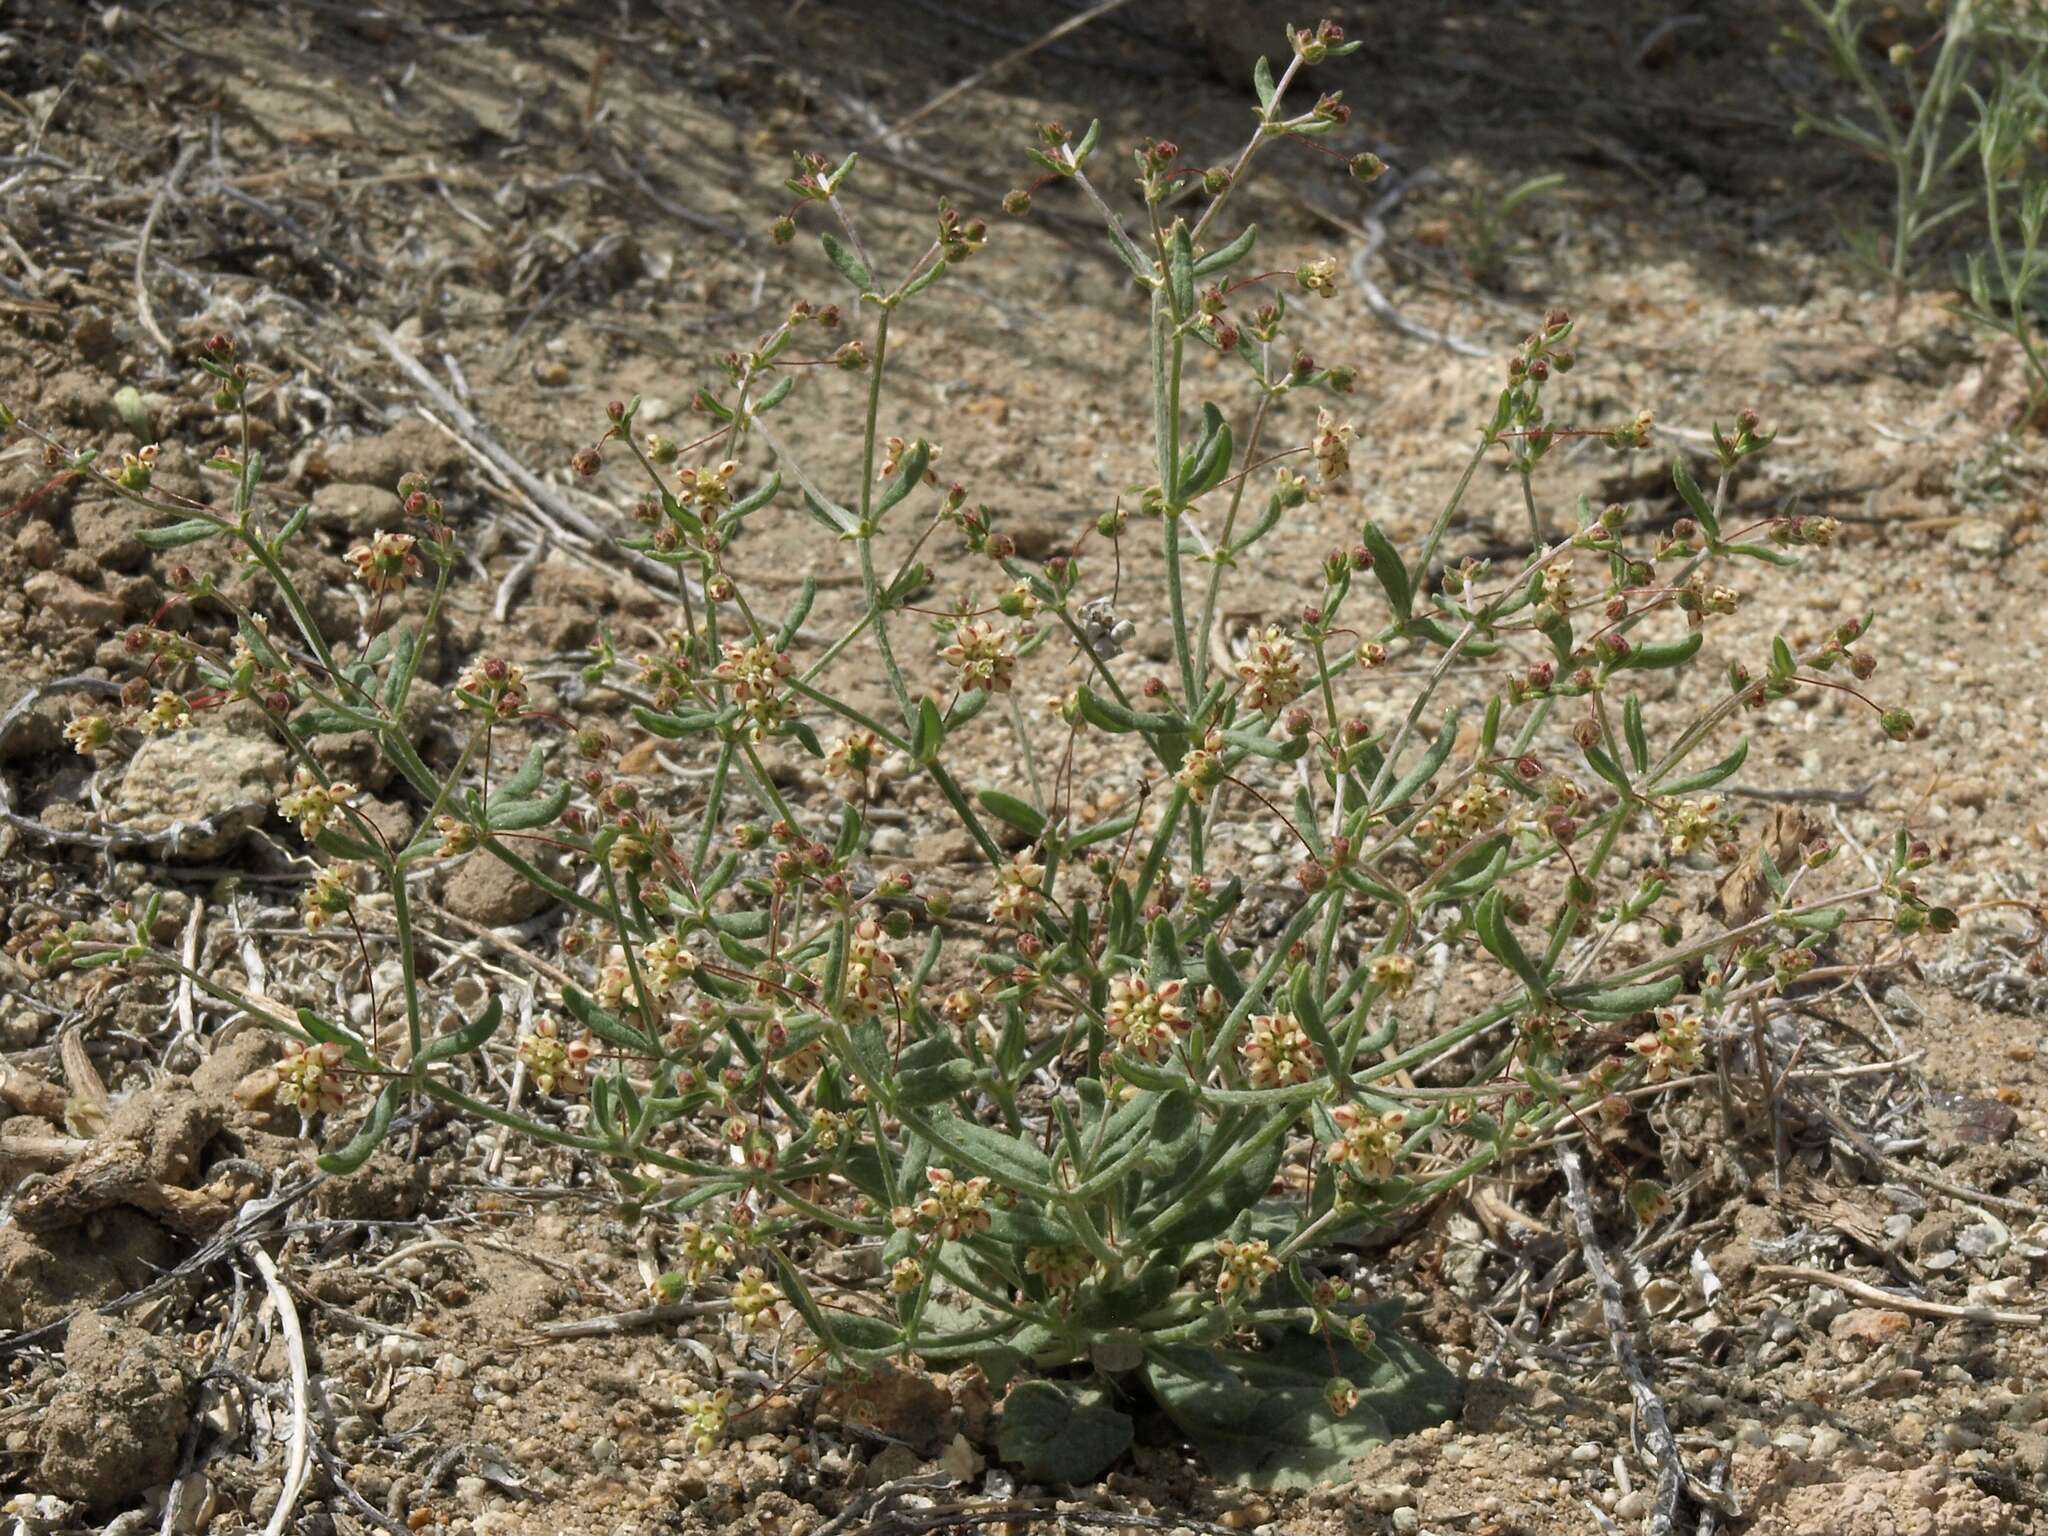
[313,825,384,863]
[1659,738,1747,795]
[1359,521,1411,621]
[978,788,1046,838]
[295,1006,373,1069]
[1781,907,1844,933]
[135,518,224,550]
[897,1056,977,1107]
[1378,710,1457,812]
[750,374,795,417]
[563,985,659,1055]
[1203,936,1245,1008]
[875,439,930,517]
[1140,1119,1288,1249]
[1168,220,1196,318]
[997,1381,1134,1484]
[945,688,990,732]
[1556,974,1684,1019]
[318,1079,402,1174]
[1146,915,1185,985]
[1615,631,1703,672]
[802,488,859,536]
[1672,457,1720,539]
[774,578,816,649]
[912,697,945,764]
[1076,1261,1179,1328]
[1474,889,1547,997]
[631,704,721,739]
[1143,1306,1459,1490]
[417,994,504,1067]
[1583,743,1631,792]
[487,780,570,832]
[1192,223,1258,277]
[902,1108,1058,1198]
[1178,403,1233,500]
[1622,695,1649,774]
[1076,686,1184,739]
[1759,846,1788,901]
[1069,808,1140,851]
[1252,54,1277,110]
[819,231,873,293]
[493,745,545,801]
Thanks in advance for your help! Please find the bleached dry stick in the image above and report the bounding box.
[243,1243,312,1536]
[1756,1264,2043,1326]
[1557,1142,1733,1532]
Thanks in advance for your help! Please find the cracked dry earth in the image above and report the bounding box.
[3,1,2048,1534]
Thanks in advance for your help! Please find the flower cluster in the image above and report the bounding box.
[1329,1103,1406,1180]
[1632,1009,1704,1082]
[675,1222,736,1287]
[1175,730,1225,805]
[347,530,420,595]
[893,1167,994,1241]
[518,1017,593,1096]
[676,459,737,512]
[712,638,795,739]
[279,770,357,841]
[1236,626,1305,716]
[1239,1011,1320,1087]
[842,917,899,1020]
[729,1266,783,1332]
[454,656,527,717]
[275,1040,348,1116]
[1025,1245,1093,1295]
[1654,795,1728,859]
[145,691,194,734]
[1370,952,1417,998]
[1104,973,1189,1062]
[63,715,111,755]
[1213,1237,1280,1300]
[1312,409,1354,483]
[991,850,1046,927]
[940,618,1017,694]
[677,1386,732,1456]
[301,863,359,933]
[1415,778,1512,857]
[822,729,882,790]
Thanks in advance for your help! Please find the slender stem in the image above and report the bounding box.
[1193,387,1272,691]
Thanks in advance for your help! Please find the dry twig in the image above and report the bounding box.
[1557,1142,1735,1532]
[1755,1265,2043,1326]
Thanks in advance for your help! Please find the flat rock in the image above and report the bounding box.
[311,480,406,535]
[441,850,555,926]
[25,569,123,632]
[1947,517,2013,557]
[314,417,461,492]
[110,727,287,861]
[67,500,145,571]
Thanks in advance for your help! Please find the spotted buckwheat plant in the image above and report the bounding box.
[15,20,1944,1490]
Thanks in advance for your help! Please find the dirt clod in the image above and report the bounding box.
[36,1311,194,1508]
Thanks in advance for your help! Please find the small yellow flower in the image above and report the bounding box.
[63,715,112,755]
[1370,952,1416,998]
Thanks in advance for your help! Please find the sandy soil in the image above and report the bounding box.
[1,2,2046,1533]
